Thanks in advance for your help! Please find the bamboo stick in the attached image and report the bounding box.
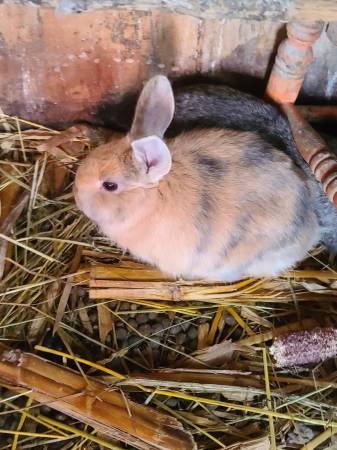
[0,345,195,450]
[84,263,337,304]
[300,427,337,450]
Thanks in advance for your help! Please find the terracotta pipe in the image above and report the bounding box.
[265,21,324,103]
[265,21,337,209]
[297,105,337,122]
[282,103,337,208]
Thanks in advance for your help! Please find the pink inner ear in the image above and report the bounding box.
[140,149,157,174]
[131,135,172,181]
[147,158,158,170]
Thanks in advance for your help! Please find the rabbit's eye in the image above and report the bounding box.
[102,181,118,192]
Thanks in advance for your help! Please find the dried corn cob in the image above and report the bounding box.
[270,327,337,367]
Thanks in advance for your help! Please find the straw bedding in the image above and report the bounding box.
[0,115,337,450]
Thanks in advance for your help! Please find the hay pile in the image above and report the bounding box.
[0,115,337,450]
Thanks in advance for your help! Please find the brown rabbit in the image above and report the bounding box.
[74,75,321,281]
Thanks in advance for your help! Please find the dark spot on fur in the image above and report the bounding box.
[214,214,249,270]
[192,155,227,256]
[241,141,274,167]
[293,187,309,229]
[221,231,243,258]
[194,191,215,255]
[196,155,227,179]
[235,187,312,274]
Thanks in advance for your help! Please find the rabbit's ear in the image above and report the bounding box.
[131,135,172,182]
[130,75,175,140]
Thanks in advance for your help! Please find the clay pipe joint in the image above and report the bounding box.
[282,103,337,208]
[265,21,324,104]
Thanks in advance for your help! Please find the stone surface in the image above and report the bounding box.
[0,4,277,125]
